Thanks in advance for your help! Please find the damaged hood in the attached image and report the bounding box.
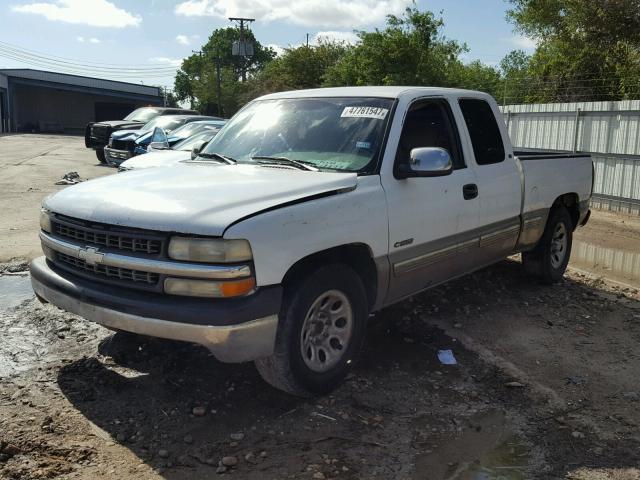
[95,120,145,130]
[44,163,357,236]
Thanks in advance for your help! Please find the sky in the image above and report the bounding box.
[0,0,536,89]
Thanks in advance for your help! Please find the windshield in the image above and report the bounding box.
[170,122,221,140]
[201,97,394,172]
[174,130,219,151]
[141,116,187,133]
[124,107,161,122]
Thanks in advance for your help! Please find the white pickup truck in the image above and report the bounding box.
[32,87,592,396]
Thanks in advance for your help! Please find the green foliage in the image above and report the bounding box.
[173,27,276,115]
[176,2,640,112]
[323,8,466,87]
[242,41,349,101]
[506,0,640,102]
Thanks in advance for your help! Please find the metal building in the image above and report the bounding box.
[0,68,163,134]
[501,100,640,216]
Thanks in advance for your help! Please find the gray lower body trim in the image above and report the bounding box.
[516,208,550,250]
[31,272,278,363]
[387,217,521,303]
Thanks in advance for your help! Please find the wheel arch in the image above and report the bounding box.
[281,243,380,311]
[552,192,580,229]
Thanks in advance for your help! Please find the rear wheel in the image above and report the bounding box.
[95,149,106,164]
[522,206,573,284]
[255,264,368,396]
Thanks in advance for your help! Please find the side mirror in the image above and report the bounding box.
[148,127,169,151]
[190,141,206,160]
[149,141,170,151]
[397,147,453,179]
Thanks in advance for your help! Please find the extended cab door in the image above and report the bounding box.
[456,98,522,264]
[381,97,480,302]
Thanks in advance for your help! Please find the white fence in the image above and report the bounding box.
[501,100,640,215]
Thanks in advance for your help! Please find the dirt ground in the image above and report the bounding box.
[1,135,640,479]
[0,134,111,263]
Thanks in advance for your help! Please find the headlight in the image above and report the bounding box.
[40,209,52,233]
[168,237,252,263]
[164,277,256,298]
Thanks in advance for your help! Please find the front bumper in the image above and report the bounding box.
[30,256,281,363]
[104,147,133,166]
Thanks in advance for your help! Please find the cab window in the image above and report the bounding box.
[458,99,505,165]
[395,99,464,171]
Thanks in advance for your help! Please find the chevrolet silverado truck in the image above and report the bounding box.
[33,87,592,396]
[85,106,199,163]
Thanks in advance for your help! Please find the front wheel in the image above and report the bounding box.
[95,149,106,164]
[522,206,573,284]
[255,264,368,396]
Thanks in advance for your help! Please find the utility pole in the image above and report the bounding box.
[193,49,223,116]
[229,17,255,82]
[306,33,309,47]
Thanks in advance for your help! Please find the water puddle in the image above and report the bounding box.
[0,274,43,378]
[413,410,531,479]
[570,240,640,289]
[0,274,33,311]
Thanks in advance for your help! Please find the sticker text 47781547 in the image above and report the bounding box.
[341,106,389,120]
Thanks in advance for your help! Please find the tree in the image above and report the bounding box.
[323,7,466,87]
[506,0,640,102]
[173,27,276,115]
[242,40,348,101]
[499,50,532,104]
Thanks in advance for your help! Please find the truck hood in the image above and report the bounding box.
[111,129,144,140]
[95,120,144,130]
[119,150,192,171]
[44,163,358,236]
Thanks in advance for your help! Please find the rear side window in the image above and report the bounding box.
[458,99,505,165]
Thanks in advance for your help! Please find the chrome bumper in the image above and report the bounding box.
[30,257,278,363]
[104,147,132,166]
[40,230,251,280]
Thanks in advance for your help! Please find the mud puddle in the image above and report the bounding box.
[413,410,531,479]
[570,240,640,288]
[0,274,33,311]
[0,274,53,378]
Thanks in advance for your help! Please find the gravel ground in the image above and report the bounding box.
[0,134,110,263]
[1,134,639,479]
[1,258,639,479]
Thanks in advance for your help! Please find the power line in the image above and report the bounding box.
[0,40,179,71]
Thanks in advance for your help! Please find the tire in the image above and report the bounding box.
[95,149,106,164]
[522,206,573,284]
[255,264,368,397]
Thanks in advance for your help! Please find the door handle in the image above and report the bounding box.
[463,183,478,200]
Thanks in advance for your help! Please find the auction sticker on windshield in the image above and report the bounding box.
[341,106,389,120]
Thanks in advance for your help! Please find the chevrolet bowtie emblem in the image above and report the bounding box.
[78,247,104,266]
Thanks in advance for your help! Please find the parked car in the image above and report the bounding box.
[85,106,200,163]
[141,120,226,155]
[103,115,220,166]
[33,87,593,396]
[118,127,224,171]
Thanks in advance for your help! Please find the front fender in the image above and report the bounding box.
[224,175,389,287]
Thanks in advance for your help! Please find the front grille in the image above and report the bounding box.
[111,139,133,151]
[91,125,110,143]
[53,218,163,255]
[57,252,159,285]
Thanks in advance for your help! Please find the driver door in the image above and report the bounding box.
[382,98,480,302]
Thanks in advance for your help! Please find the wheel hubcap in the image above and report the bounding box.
[300,289,353,373]
[550,222,567,268]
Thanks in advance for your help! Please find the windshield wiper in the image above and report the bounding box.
[251,156,318,171]
[196,152,237,164]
